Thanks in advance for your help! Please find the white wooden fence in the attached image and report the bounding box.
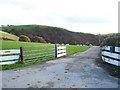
[102,46,120,66]
[0,49,20,65]
[0,45,66,65]
[55,44,66,58]
[57,46,66,58]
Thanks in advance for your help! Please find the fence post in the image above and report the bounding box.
[20,47,24,63]
[110,46,115,53]
[55,44,57,58]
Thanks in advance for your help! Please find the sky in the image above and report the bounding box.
[0,0,119,34]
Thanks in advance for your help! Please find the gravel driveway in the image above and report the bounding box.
[1,46,119,88]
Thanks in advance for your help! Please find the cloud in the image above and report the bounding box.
[65,16,111,24]
[0,0,36,10]
[0,0,119,34]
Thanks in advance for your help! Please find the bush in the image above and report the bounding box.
[32,36,46,43]
[101,36,120,47]
[19,35,31,42]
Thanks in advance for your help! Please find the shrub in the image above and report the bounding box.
[19,35,31,42]
[32,36,46,43]
[101,36,120,47]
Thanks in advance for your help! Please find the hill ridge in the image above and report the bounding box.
[1,25,99,45]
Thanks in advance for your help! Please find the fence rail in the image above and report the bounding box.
[0,49,20,65]
[0,49,20,55]
[102,46,120,66]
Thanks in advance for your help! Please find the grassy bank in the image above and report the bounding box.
[1,40,90,70]
[0,31,19,41]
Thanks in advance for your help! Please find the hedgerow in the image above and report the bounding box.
[101,35,120,47]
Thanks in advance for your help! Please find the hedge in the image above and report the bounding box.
[101,36,120,47]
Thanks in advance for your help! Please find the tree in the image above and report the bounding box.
[19,35,31,42]
[32,36,46,43]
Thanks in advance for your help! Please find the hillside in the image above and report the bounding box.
[0,31,19,41]
[100,33,120,38]
[1,25,99,45]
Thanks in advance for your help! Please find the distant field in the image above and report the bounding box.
[1,40,90,70]
[0,31,19,41]
[1,25,46,31]
[1,40,90,55]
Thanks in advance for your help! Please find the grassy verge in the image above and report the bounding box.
[98,51,120,78]
[1,40,90,70]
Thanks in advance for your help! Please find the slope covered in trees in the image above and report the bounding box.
[1,25,99,45]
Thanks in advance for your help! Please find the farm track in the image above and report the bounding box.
[1,46,119,88]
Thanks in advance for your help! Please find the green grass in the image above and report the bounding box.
[1,40,54,50]
[99,51,120,78]
[0,31,19,41]
[66,45,90,55]
[1,40,90,70]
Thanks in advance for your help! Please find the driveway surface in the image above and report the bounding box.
[1,46,119,88]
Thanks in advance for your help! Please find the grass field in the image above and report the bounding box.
[1,40,90,70]
[1,25,46,31]
[0,31,19,41]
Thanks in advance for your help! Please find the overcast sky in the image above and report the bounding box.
[0,0,119,34]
